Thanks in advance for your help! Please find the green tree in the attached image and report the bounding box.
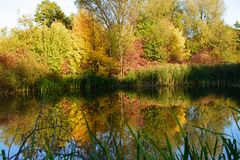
[35,0,72,29]
[137,0,189,62]
[208,22,237,61]
[27,23,82,74]
[0,27,48,88]
[0,27,8,37]
[171,0,238,62]
[234,23,240,51]
[235,21,240,28]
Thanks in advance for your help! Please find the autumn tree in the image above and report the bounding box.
[168,0,239,62]
[75,0,143,77]
[73,9,118,76]
[0,27,8,37]
[184,0,224,53]
[21,22,83,74]
[137,0,189,62]
[35,0,72,29]
[234,21,240,51]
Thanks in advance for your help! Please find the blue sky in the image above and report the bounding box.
[0,0,239,28]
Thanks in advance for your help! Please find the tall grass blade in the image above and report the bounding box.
[1,150,6,160]
[165,133,175,160]
[126,124,152,160]
[172,111,186,137]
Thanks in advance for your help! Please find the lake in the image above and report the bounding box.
[0,86,239,159]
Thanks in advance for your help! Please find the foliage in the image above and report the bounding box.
[0,50,47,91]
[172,0,238,60]
[123,64,240,86]
[35,0,72,29]
[137,1,189,62]
[0,29,26,53]
[20,23,82,74]
[138,17,188,62]
[18,15,35,30]
[122,40,150,75]
[33,73,118,93]
[73,9,118,76]
[74,0,142,33]
[208,23,238,62]
[234,21,240,28]
[235,29,240,51]
[0,0,240,91]
[75,0,142,77]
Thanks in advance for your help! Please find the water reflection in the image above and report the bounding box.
[0,87,239,159]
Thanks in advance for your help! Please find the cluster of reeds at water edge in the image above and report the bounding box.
[2,64,240,94]
[1,108,240,159]
[0,72,118,95]
[35,73,117,92]
[122,64,240,87]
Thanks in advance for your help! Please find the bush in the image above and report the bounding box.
[0,51,47,91]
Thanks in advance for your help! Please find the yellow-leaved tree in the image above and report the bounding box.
[73,9,118,76]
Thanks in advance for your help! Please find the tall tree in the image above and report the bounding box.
[73,9,117,76]
[24,22,82,74]
[35,0,72,29]
[234,21,240,51]
[137,0,189,62]
[75,0,143,77]
[75,0,142,30]
[172,0,237,58]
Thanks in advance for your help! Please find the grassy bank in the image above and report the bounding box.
[0,73,118,94]
[123,64,240,87]
[2,64,240,94]
[35,73,117,92]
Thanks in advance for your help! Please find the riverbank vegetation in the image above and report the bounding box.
[123,64,240,87]
[0,0,240,92]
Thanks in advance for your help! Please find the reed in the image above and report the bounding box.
[2,64,240,94]
[35,73,118,93]
[77,109,240,160]
[123,64,240,87]
[2,108,240,159]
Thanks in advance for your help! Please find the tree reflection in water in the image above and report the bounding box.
[0,87,239,159]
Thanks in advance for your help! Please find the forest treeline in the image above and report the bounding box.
[0,0,240,91]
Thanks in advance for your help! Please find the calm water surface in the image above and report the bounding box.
[0,87,240,159]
